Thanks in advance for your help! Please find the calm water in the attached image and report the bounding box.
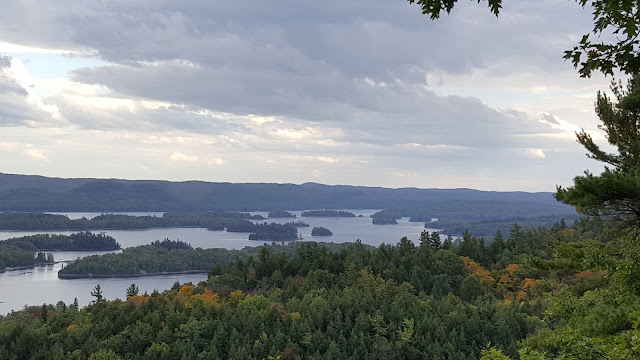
[0,263,206,315]
[0,210,440,314]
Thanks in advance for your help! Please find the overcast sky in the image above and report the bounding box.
[0,0,614,191]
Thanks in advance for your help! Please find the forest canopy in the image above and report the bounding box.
[1,218,629,359]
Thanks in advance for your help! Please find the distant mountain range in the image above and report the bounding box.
[0,173,576,219]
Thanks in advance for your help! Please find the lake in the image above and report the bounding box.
[0,210,441,314]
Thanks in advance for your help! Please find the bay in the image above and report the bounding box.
[0,210,441,314]
[0,263,206,315]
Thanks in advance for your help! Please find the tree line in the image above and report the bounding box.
[0,212,264,231]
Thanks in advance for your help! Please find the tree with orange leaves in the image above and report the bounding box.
[461,256,495,285]
[505,264,520,273]
[191,290,220,305]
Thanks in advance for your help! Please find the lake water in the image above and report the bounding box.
[0,210,440,314]
[0,263,206,315]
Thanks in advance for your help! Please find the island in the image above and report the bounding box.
[0,211,264,231]
[0,246,53,272]
[370,210,402,219]
[372,217,398,225]
[0,232,120,272]
[311,227,333,236]
[301,210,356,217]
[285,221,310,227]
[370,210,401,225]
[267,211,296,218]
[4,232,120,251]
[59,240,230,278]
[58,240,356,278]
[216,218,259,232]
[248,223,299,241]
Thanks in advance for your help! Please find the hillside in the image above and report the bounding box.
[0,173,575,220]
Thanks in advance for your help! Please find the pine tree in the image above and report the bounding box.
[419,231,430,249]
[443,235,453,250]
[40,304,48,323]
[556,76,640,231]
[126,283,139,299]
[429,232,442,250]
[91,284,104,304]
[489,231,506,263]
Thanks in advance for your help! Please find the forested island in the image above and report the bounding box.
[284,220,310,227]
[0,246,53,272]
[370,209,403,220]
[57,240,354,278]
[0,210,580,238]
[372,217,398,225]
[301,210,356,217]
[310,226,333,236]
[4,232,120,251]
[267,211,296,218]
[369,210,401,225]
[0,232,120,272]
[57,239,226,278]
[247,223,299,241]
[0,211,264,231]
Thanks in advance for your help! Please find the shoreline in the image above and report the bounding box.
[0,226,217,232]
[0,262,57,273]
[32,248,121,252]
[58,269,210,279]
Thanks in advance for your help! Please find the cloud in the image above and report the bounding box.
[0,41,96,56]
[23,146,48,161]
[318,156,338,163]
[538,113,560,126]
[0,1,610,190]
[0,55,60,126]
[207,157,225,166]
[68,62,566,152]
[169,152,198,162]
[525,149,546,159]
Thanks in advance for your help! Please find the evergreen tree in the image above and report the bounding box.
[419,231,430,249]
[489,230,506,263]
[429,232,442,250]
[90,284,104,304]
[40,304,47,323]
[556,76,640,232]
[458,230,477,258]
[460,275,483,302]
[443,235,453,250]
[126,283,139,298]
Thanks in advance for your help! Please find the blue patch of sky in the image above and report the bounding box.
[432,86,593,107]
[10,53,107,80]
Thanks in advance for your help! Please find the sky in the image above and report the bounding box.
[0,0,615,191]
